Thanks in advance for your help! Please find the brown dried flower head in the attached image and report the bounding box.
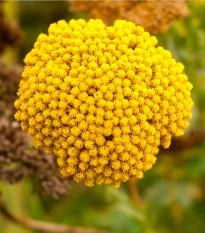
[70,0,189,35]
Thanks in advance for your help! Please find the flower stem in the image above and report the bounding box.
[0,196,116,233]
[128,177,143,208]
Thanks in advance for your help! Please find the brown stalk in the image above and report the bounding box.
[0,197,116,233]
[128,177,143,208]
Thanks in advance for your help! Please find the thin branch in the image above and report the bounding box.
[128,178,143,208]
[0,198,116,233]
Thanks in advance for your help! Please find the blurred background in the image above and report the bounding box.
[0,1,205,233]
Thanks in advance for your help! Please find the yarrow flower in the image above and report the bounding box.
[14,19,193,188]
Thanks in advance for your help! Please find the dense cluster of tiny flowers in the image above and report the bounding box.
[70,1,189,35]
[0,58,23,118]
[0,117,73,199]
[14,19,193,188]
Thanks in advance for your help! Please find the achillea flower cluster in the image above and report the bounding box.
[70,0,189,35]
[14,19,193,188]
[0,58,23,118]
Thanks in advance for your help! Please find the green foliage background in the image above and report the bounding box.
[0,1,205,233]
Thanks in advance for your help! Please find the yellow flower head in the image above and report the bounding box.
[15,19,193,188]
